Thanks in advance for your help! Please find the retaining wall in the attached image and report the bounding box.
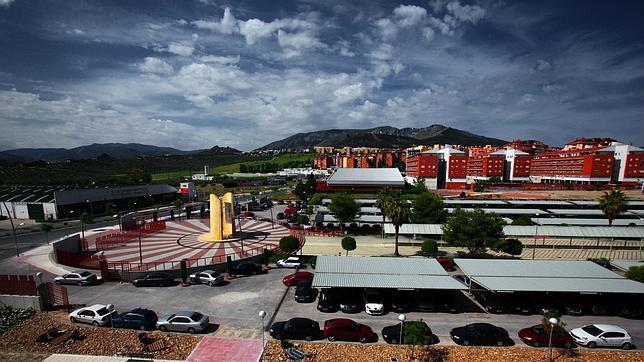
[0,294,43,311]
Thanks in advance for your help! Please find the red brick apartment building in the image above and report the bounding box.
[530,147,614,183]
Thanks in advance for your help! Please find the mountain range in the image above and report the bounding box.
[256,124,506,150]
[0,143,212,163]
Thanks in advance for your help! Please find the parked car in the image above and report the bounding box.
[619,304,643,319]
[277,256,305,268]
[282,271,314,286]
[189,270,224,286]
[539,300,562,317]
[450,323,511,346]
[478,293,507,314]
[589,302,611,316]
[518,324,574,348]
[570,324,633,349]
[339,290,361,313]
[295,282,317,303]
[239,211,255,218]
[111,308,158,331]
[561,301,584,316]
[269,318,321,341]
[416,291,436,312]
[232,262,264,275]
[382,321,433,345]
[157,311,209,334]
[54,271,97,286]
[437,293,460,313]
[276,212,286,220]
[132,273,175,287]
[69,304,116,326]
[391,290,415,313]
[323,318,374,343]
[364,289,385,315]
[513,296,536,315]
[318,289,339,313]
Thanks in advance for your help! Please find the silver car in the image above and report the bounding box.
[189,270,224,286]
[54,271,97,286]
[156,311,209,334]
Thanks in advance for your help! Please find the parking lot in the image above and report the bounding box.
[60,265,644,350]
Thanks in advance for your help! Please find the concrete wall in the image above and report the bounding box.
[0,294,43,311]
[52,234,81,254]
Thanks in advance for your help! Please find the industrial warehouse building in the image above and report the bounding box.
[320,168,405,191]
[1,184,178,220]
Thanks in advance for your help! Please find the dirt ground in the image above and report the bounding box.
[0,312,199,360]
[264,341,644,362]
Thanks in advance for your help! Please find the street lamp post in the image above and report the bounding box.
[269,205,274,229]
[398,314,406,362]
[259,310,266,361]
[547,317,558,362]
[532,213,539,260]
[137,219,144,264]
[86,199,93,217]
[113,214,122,231]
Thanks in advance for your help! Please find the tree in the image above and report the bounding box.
[511,215,535,226]
[441,208,506,254]
[279,236,300,254]
[411,192,447,224]
[403,320,432,347]
[421,239,438,256]
[328,193,360,233]
[292,174,316,203]
[388,196,411,257]
[341,236,357,256]
[493,238,523,257]
[473,180,490,192]
[80,212,93,225]
[599,190,629,226]
[488,176,502,183]
[296,214,310,225]
[40,223,54,245]
[309,193,324,205]
[411,178,427,194]
[625,265,644,283]
[104,202,117,217]
[375,188,394,238]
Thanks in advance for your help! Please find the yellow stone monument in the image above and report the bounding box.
[198,192,237,243]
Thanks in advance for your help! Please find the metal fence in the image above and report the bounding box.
[93,221,166,251]
[0,274,37,296]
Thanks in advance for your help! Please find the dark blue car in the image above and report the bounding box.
[111,308,158,330]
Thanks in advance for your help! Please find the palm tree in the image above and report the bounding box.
[599,190,629,226]
[388,196,411,257]
[375,188,394,238]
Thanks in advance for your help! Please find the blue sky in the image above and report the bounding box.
[0,0,642,151]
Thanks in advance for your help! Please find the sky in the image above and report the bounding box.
[0,0,643,151]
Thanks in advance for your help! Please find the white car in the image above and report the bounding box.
[54,271,97,286]
[189,270,224,286]
[364,289,385,315]
[69,304,116,326]
[277,256,304,268]
[570,324,633,350]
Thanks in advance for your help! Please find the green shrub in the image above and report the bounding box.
[341,236,357,256]
[625,265,644,283]
[296,214,310,224]
[279,236,300,253]
[421,239,439,255]
[0,307,35,334]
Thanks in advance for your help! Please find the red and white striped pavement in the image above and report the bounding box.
[99,219,290,268]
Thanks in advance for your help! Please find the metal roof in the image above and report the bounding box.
[547,209,605,215]
[507,200,573,206]
[447,208,545,215]
[318,214,389,223]
[384,224,644,238]
[312,256,465,290]
[444,200,508,205]
[54,184,178,205]
[611,260,644,272]
[326,168,405,186]
[570,201,599,206]
[455,259,644,294]
[533,218,644,226]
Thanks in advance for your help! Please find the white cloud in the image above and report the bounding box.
[333,83,365,104]
[427,16,453,35]
[422,27,435,41]
[0,0,14,7]
[446,1,485,24]
[393,5,427,27]
[167,42,194,56]
[199,55,240,64]
[238,18,285,45]
[277,30,324,52]
[374,18,398,41]
[334,40,356,57]
[192,7,238,34]
[138,57,173,74]
[534,59,552,72]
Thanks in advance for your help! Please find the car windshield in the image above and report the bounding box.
[190,312,204,321]
[96,307,109,315]
[531,325,545,334]
[79,271,92,277]
[582,325,603,336]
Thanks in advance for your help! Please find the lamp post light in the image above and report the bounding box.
[269,205,274,229]
[532,213,539,260]
[398,314,406,362]
[86,199,94,217]
[547,317,558,362]
[137,219,144,264]
[259,310,267,361]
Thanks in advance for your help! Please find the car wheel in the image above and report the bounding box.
[188,327,196,334]
[533,342,540,347]
[70,317,77,323]
[274,334,282,340]
[77,281,83,286]
[564,342,572,348]
[463,340,470,346]
[305,335,312,341]
[159,325,167,332]
[622,342,632,350]
[587,341,597,348]
[327,336,335,342]
[391,338,398,344]
[55,280,62,285]
[497,341,504,346]
[360,337,368,343]
[209,281,215,287]
[92,321,99,327]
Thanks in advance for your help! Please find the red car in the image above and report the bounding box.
[323,318,374,343]
[282,271,314,286]
[518,324,574,348]
[284,205,297,216]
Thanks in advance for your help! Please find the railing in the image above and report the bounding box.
[55,249,105,269]
[300,228,344,237]
[93,221,166,251]
[0,274,37,296]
